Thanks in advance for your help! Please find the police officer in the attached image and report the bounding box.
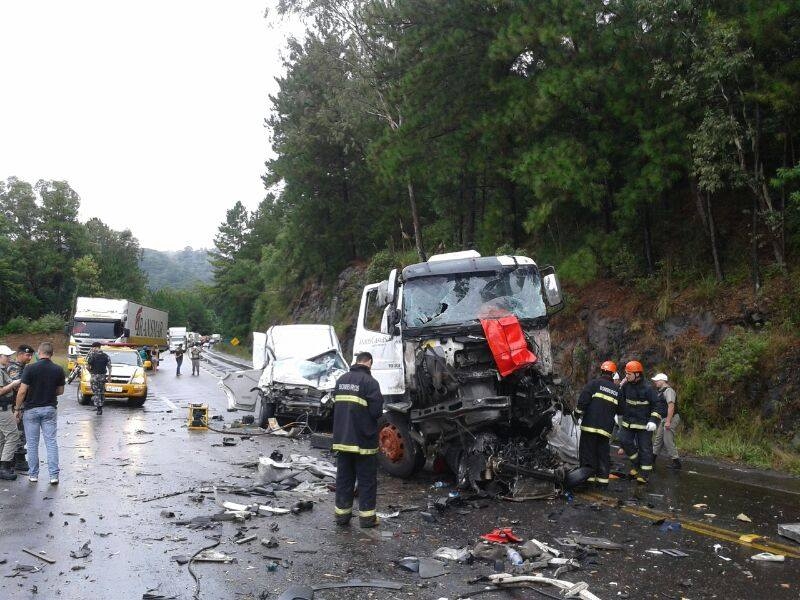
[617,360,666,483]
[8,344,35,472]
[86,343,111,415]
[575,360,620,486]
[332,352,383,528]
[0,345,22,480]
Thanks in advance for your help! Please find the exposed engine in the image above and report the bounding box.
[402,330,570,494]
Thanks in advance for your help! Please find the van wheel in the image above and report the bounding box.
[378,412,424,478]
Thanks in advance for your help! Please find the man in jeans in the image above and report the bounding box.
[0,345,22,480]
[14,342,65,484]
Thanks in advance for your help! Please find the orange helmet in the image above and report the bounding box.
[600,360,617,373]
[625,360,644,374]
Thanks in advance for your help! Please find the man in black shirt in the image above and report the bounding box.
[86,342,112,415]
[14,342,65,484]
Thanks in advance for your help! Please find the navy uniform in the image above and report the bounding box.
[617,361,666,483]
[575,366,620,486]
[332,362,383,527]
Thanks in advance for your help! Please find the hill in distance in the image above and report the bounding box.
[140,247,213,291]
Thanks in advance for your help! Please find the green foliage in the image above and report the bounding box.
[705,327,769,384]
[1,313,65,335]
[0,176,150,324]
[140,248,213,291]
[557,248,598,287]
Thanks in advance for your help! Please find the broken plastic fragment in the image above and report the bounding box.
[737,513,752,523]
[69,541,92,559]
[751,552,785,562]
[434,547,471,562]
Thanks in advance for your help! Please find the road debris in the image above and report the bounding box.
[234,535,257,545]
[751,552,785,562]
[778,523,800,544]
[470,573,602,600]
[5,564,42,578]
[69,541,92,559]
[434,547,471,562]
[480,528,522,544]
[261,536,279,548]
[737,513,753,523]
[21,548,56,565]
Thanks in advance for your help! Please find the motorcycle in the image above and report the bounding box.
[67,364,82,384]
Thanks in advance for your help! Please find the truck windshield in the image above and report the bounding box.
[402,267,546,329]
[72,320,120,339]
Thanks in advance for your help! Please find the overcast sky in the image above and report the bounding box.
[0,1,303,251]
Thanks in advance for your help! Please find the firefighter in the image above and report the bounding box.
[575,360,620,486]
[617,360,666,483]
[332,351,383,528]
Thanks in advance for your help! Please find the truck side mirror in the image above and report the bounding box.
[380,305,400,336]
[540,266,564,312]
[386,269,398,304]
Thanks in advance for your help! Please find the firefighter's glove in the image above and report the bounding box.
[646,421,657,432]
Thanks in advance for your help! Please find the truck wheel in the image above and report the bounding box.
[378,413,424,478]
[257,399,276,429]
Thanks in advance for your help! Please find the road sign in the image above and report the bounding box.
[230,337,240,346]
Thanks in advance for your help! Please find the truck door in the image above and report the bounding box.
[353,283,405,397]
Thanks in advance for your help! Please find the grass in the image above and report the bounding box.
[680,421,800,475]
[215,342,251,360]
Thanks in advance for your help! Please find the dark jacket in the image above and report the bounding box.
[619,380,665,430]
[332,364,384,455]
[575,376,619,438]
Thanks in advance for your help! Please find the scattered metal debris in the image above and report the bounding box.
[69,541,92,559]
[21,549,55,565]
[778,523,800,544]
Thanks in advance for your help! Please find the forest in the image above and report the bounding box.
[209,0,799,335]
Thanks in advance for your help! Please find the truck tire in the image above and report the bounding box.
[377,412,424,478]
[257,399,276,429]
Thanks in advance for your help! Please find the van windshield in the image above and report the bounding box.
[402,267,545,329]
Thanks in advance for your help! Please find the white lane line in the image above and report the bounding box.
[162,398,178,411]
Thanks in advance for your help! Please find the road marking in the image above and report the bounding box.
[580,491,800,559]
[159,398,178,411]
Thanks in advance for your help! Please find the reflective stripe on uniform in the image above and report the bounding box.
[629,452,639,461]
[595,477,609,484]
[640,464,653,471]
[592,392,618,405]
[622,421,647,430]
[587,476,597,482]
[650,412,662,419]
[334,394,367,407]
[334,506,352,515]
[580,425,612,438]
[626,399,649,406]
[359,509,376,518]
[332,443,378,455]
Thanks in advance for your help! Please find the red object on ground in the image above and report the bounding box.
[480,315,537,377]
[480,528,523,544]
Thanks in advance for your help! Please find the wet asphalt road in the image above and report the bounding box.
[1,354,799,600]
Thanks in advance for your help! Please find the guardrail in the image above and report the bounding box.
[204,348,252,371]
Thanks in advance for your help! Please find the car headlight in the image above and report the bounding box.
[131,371,146,384]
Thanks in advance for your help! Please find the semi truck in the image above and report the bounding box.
[67,298,168,370]
[352,250,588,492]
[168,327,188,351]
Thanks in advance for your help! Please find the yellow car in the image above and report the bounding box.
[78,346,148,407]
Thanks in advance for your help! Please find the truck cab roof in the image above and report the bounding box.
[402,253,536,281]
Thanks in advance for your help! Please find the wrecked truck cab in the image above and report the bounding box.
[220,324,348,428]
[353,251,581,493]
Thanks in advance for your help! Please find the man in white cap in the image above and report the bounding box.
[0,345,22,480]
[651,373,681,469]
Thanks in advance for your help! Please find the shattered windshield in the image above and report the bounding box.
[402,267,545,329]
